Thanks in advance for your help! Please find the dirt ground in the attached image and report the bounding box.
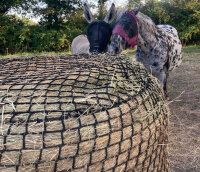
[167,47,200,172]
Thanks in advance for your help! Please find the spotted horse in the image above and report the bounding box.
[108,7,183,97]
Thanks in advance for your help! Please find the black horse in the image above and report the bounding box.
[83,3,116,53]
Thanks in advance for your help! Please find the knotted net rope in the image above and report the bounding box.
[0,54,169,172]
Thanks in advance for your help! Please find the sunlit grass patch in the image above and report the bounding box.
[0,51,71,58]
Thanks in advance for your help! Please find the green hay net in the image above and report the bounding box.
[0,54,169,172]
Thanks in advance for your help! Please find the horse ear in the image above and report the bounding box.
[115,8,128,22]
[132,6,140,15]
[83,3,95,23]
[104,3,116,24]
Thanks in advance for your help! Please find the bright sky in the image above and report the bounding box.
[87,0,129,10]
[105,0,128,8]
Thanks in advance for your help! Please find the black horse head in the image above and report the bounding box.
[83,3,116,53]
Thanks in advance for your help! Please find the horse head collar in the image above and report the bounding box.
[108,6,140,54]
[112,10,139,48]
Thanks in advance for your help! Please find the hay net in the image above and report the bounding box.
[0,54,169,172]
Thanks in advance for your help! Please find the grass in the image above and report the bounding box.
[124,45,200,171]
[0,51,71,58]
[167,47,200,172]
[182,45,200,53]
[1,45,199,58]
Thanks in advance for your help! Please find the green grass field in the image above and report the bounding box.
[0,51,71,58]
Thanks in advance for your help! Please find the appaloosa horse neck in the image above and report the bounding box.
[108,7,183,97]
[83,3,116,53]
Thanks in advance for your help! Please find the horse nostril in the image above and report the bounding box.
[94,45,100,49]
[91,49,98,53]
[115,47,119,53]
[90,44,102,53]
[91,47,102,53]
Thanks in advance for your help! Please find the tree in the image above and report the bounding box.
[141,0,200,45]
[97,0,108,20]
[0,0,36,16]
[36,0,82,29]
[128,0,142,8]
[0,0,21,15]
[141,0,170,24]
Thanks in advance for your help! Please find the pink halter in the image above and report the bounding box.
[112,11,139,48]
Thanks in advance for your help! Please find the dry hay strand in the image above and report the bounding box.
[167,94,200,172]
[0,53,170,172]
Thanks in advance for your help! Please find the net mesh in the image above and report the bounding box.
[0,54,169,172]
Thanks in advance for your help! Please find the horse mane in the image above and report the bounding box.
[115,8,128,22]
[115,9,157,33]
[136,12,158,35]
[137,12,155,25]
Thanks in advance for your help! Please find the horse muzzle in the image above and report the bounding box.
[90,44,104,53]
[108,45,118,55]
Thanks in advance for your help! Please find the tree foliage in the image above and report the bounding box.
[37,0,82,29]
[97,0,109,20]
[128,0,141,8]
[0,0,199,55]
[0,0,37,16]
[0,13,87,54]
[141,0,200,45]
[0,0,23,15]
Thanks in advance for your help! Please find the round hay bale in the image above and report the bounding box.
[0,54,169,172]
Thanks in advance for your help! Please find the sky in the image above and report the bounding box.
[89,0,129,8]
[86,0,129,14]
[105,0,128,8]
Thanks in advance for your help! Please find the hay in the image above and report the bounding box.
[0,53,169,171]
